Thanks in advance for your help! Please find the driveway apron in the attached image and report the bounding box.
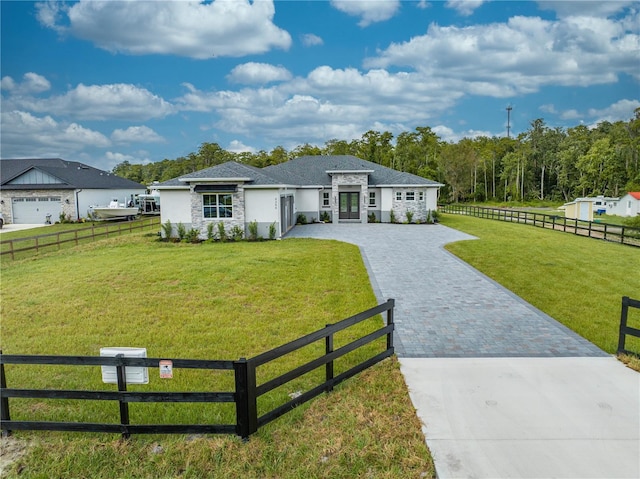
[286,223,639,479]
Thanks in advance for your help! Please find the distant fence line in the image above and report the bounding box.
[440,204,640,248]
[0,299,395,440]
[617,296,640,356]
[0,217,161,260]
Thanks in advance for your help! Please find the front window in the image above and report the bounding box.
[419,191,424,201]
[203,194,233,218]
[369,191,376,206]
[322,192,330,207]
[406,191,415,201]
[395,191,402,201]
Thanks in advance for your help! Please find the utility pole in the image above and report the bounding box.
[506,105,512,138]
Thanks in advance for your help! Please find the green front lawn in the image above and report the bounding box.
[0,234,434,479]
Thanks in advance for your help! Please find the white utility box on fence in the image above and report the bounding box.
[100,347,149,385]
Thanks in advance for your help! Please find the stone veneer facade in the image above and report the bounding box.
[330,172,369,224]
[391,187,430,222]
[189,185,246,239]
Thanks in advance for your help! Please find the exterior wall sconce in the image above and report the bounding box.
[65,199,70,204]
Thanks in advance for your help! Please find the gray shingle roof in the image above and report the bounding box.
[265,155,442,186]
[157,156,442,188]
[0,158,145,190]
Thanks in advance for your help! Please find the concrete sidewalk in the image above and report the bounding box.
[287,223,640,478]
[401,357,639,478]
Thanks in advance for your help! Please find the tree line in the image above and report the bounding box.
[113,108,640,203]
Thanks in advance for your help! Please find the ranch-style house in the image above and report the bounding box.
[155,155,443,239]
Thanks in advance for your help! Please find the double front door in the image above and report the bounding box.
[339,192,360,220]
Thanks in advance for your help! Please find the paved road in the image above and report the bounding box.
[286,223,639,479]
[287,223,605,358]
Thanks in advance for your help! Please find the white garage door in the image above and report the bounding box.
[12,197,62,224]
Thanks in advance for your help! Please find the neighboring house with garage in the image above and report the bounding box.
[0,158,146,225]
[155,155,443,239]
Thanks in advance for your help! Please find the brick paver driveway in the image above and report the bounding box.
[286,223,605,358]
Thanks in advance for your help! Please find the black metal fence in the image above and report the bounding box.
[440,204,640,248]
[617,296,640,356]
[0,299,394,440]
[0,217,161,260]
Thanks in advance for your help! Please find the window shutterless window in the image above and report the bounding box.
[419,191,424,201]
[406,191,415,201]
[322,192,330,207]
[395,192,402,201]
[369,191,376,206]
[203,193,233,218]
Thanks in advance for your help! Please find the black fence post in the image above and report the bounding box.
[618,297,630,355]
[0,350,11,437]
[115,355,130,439]
[234,358,257,440]
[325,325,334,393]
[386,298,395,353]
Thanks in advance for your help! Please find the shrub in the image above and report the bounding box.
[431,210,440,223]
[248,220,259,241]
[230,225,244,241]
[406,211,414,224]
[296,214,307,225]
[207,222,215,240]
[320,211,330,223]
[623,214,640,228]
[177,222,187,241]
[269,222,277,240]
[390,210,397,224]
[162,219,173,240]
[217,222,227,242]
[368,212,377,223]
[185,228,201,243]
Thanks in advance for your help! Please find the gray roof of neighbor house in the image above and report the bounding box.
[0,158,145,190]
[156,155,442,188]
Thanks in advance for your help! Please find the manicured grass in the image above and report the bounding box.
[0,234,434,478]
[0,218,160,260]
[439,213,640,354]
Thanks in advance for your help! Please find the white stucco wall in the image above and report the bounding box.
[159,189,192,225]
[295,188,321,221]
[426,187,439,212]
[608,194,640,217]
[245,188,280,223]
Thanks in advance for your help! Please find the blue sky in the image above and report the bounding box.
[2,0,639,172]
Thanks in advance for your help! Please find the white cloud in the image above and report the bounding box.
[301,33,323,47]
[111,126,165,144]
[445,0,485,16]
[226,140,256,154]
[5,82,175,121]
[364,12,640,94]
[330,0,401,27]
[1,73,51,94]
[104,151,153,169]
[36,0,291,59]
[0,110,110,158]
[227,63,292,85]
[587,98,640,122]
[537,1,635,19]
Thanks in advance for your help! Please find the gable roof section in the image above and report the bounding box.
[157,161,286,188]
[0,158,145,190]
[629,192,640,200]
[265,155,443,187]
[155,155,443,189]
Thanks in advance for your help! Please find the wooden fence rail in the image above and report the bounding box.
[440,204,640,248]
[617,296,640,356]
[0,217,161,260]
[0,299,395,440]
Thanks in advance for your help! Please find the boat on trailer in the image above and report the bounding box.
[91,199,139,220]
